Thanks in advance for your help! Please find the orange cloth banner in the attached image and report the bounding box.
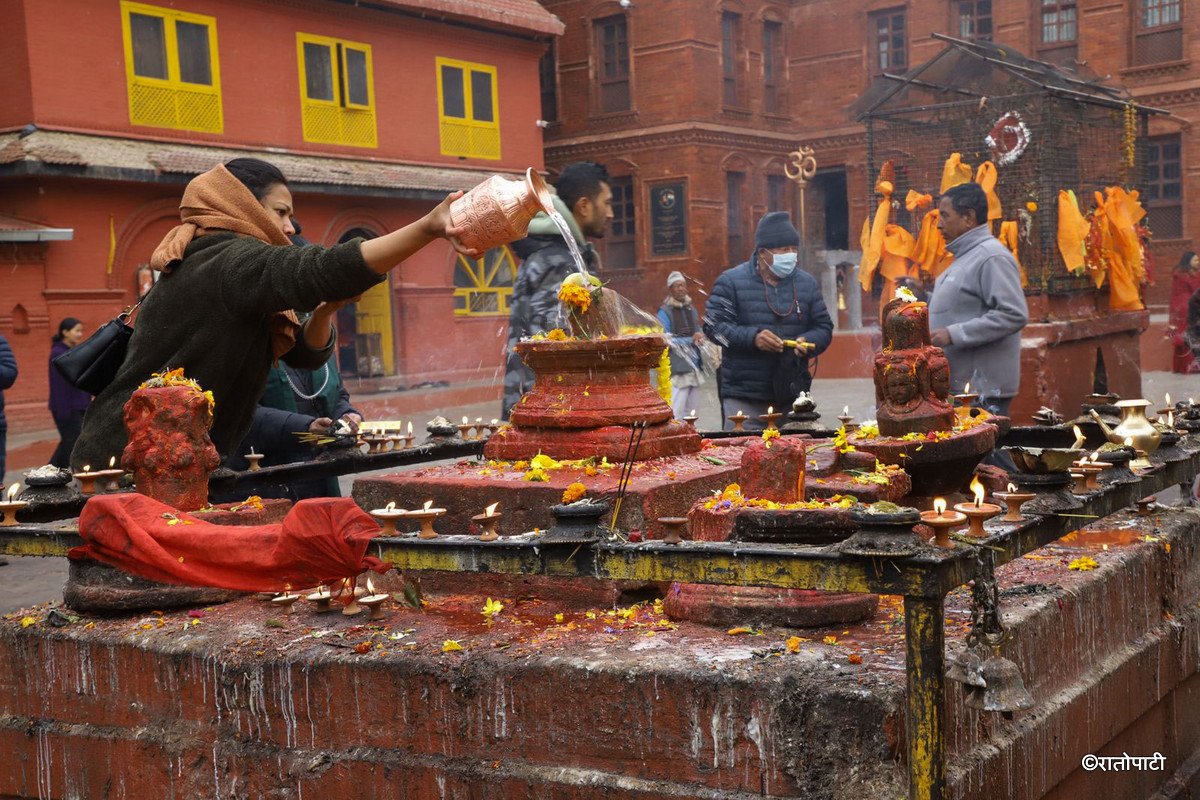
[998,220,1027,287]
[974,162,1002,221]
[912,210,951,278]
[940,153,972,194]
[1056,189,1088,274]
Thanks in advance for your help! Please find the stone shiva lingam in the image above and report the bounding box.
[485,299,700,462]
[664,435,881,628]
[848,292,998,495]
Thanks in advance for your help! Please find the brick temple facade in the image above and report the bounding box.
[540,0,1197,319]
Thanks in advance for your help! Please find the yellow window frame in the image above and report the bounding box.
[436,57,501,160]
[119,1,223,133]
[296,32,378,148]
[454,246,516,316]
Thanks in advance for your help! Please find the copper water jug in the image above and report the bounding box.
[449,167,553,253]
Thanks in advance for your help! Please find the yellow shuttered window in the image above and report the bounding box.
[436,57,500,160]
[120,1,222,133]
[296,33,377,148]
[453,246,516,316]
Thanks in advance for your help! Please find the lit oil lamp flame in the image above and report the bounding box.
[1072,425,1085,449]
[463,416,469,425]
[1007,483,1017,493]
[485,502,499,517]
[767,406,773,415]
[1090,451,1100,463]
[933,498,946,516]
[970,476,985,508]
[843,405,850,416]
[689,409,696,416]
[108,456,117,468]
[1166,393,1171,407]
[6,483,19,502]
[385,501,396,512]
[964,382,971,394]
[490,418,499,425]
[423,500,433,512]
[366,576,375,594]
[407,421,414,435]
[1168,411,1175,428]
[82,464,92,473]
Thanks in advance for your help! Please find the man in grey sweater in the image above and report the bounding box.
[929,182,1028,418]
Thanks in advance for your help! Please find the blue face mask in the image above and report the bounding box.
[767,252,797,279]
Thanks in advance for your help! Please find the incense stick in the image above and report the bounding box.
[610,422,645,531]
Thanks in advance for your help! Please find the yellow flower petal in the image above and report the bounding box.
[442,640,464,652]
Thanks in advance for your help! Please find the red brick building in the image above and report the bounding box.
[540,0,1195,322]
[0,0,561,430]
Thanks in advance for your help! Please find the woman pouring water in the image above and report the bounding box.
[71,157,473,470]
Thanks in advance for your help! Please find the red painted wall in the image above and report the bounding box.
[17,0,546,170]
[0,0,33,128]
[1,0,548,433]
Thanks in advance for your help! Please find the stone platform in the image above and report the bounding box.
[352,446,745,538]
[0,510,1197,799]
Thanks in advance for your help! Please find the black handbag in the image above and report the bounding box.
[53,294,146,395]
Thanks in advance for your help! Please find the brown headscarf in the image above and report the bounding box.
[150,164,301,358]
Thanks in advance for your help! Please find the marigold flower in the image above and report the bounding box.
[561,482,587,504]
[558,283,593,313]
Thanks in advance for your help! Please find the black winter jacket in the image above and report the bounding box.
[703,260,833,405]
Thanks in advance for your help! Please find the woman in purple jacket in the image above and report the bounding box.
[49,318,92,468]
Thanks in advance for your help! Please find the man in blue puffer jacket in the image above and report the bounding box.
[704,212,833,431]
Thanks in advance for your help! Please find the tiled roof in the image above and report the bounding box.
[0,212,57,232]
[370,0,563,36]
[0,130,522,198]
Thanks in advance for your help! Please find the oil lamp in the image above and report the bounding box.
[306,585,333,612]
[339,577,365,616]
[244,448,264,472]
[992,482,1036,522]
[758,405,782,431]
[682,409,699,427]
[919,498,966,547]
[95,456,124,492]
[836,405,855,429]
[473,502,502,542]
[270,585,300,615]
[359,576,390,621]
[727,410,748,432]
[457,416,476,441]
[953,477,1001,538]
[0,483,28,527]
[73,464,100,495]
[953,382,978,407]
[369,502,406,536]
[407,500,445,540]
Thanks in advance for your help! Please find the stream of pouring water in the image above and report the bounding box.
[546,208,591,277]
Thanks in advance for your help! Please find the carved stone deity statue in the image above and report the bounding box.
[121,385,221,511]
[874,297,955,436]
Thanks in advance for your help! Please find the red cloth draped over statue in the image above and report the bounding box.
[71,495,390,592]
